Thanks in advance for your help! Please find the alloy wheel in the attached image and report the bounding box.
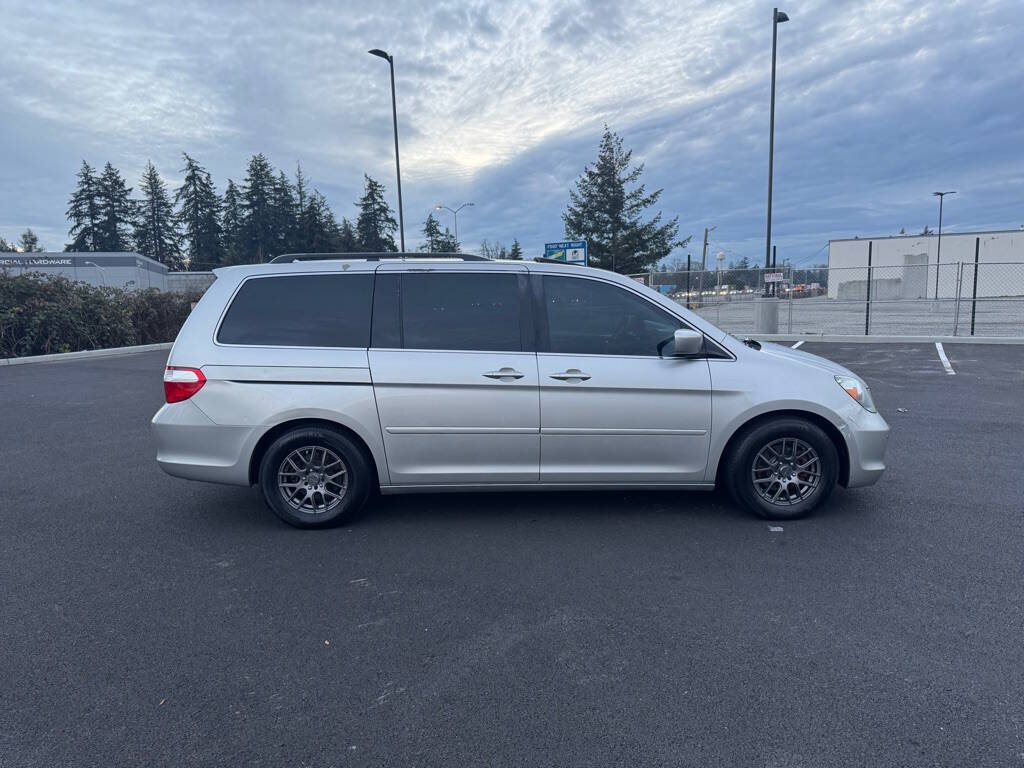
[277,445,348,514]
[751,437,822,506]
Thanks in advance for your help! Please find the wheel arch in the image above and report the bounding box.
[248,418,383,488]
[713,409,851,488]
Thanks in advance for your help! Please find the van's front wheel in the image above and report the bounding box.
[258,427,372,528]
[724,417,839,520]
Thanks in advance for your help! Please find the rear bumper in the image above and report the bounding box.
[842,408,890,488]
[151,401,256,486]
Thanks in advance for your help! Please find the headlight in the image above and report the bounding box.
[835,375,876,412]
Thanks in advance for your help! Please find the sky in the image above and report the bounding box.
[1,0,1022,267]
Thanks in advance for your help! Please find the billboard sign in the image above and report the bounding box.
[544,240,587,265]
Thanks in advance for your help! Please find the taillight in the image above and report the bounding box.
[164,366,206,403]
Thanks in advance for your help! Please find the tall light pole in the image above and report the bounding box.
[932,190,956,299]
[435,202,474,243]
[368,48,405,251]
[764,8,789,296]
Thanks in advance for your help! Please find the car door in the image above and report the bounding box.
[368,265,539,485]
[535,273,712,483]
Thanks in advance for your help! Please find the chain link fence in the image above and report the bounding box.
[630,261,1024,337]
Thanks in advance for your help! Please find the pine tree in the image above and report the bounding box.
[563,127,685,273]
[241,153,276,262]
[134,162,183,268]
[19,229,43,252]
[355,174,397,252]
[271,171,298,256]
[337,218,358,251]
[292,163,309,252]
[175,153,223,270]
[419,214,445,252]
[299,190,342,252]
[0,237,17,252]
[95,162,135,251]
[221,179,245,265]
[65,160,102,252]
[508,238,523,260]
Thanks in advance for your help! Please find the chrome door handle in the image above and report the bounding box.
[483,367,525,381]
[549,369,591,382]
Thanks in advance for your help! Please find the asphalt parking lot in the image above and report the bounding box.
[2,343,1023,767]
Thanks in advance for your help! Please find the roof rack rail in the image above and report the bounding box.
[269,252,490,264]
[533,256,582,265]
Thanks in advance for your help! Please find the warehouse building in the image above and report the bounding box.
[0,252,168,290]
[827,229,1024,300]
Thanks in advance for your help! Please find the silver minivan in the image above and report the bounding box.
[152,254,889,528]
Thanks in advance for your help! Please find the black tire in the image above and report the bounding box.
[723,417,839,520]
[258,427,373,528]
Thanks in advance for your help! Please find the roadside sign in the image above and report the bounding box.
[545,240,587,265]
[764,272,784,283]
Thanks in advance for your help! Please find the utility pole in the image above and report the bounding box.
[700,226,715,271]
[699,226,715,309]
[932,190,956,299]
[765,8,789,293]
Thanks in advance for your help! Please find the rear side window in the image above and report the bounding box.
[542,275,683,356]
[400,273,522,351]
[217,274,373,347]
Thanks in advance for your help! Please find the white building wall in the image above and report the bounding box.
[827,230,1024,300]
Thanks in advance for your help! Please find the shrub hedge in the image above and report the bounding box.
[0,271,201,358]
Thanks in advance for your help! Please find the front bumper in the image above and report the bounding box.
[152,400,256,487]
[841,407,890,488]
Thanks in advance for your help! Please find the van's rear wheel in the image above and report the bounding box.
[258,427,372,528]
[724,417,838,520]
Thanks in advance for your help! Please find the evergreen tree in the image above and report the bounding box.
[65,160,102,252]
[241,153,276,262]
[0,237,16,252]
[96,162,135,251]
[299,190,342,252]
[508,238,523,260]
[292,162,309,252]
[563,127,685,273]
[19,229,43,252]
[337,218,358,251]
[355,174,397,252]
[134,161,183,268]
[271,170,298,256]
[419,214,445,252]
[221,179,245,265]
[175,153,223,270]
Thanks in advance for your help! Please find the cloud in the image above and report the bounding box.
[0,0,1021,262]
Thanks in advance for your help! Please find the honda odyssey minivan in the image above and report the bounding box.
[152,254,889,528]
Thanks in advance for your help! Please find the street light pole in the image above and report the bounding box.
[436,203,474,244]
[368,49,405,251]
[765,8,789,297]
[932,190,956,299]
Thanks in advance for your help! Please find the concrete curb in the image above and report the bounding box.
[0,342,172,367]
[748,334,1024,344]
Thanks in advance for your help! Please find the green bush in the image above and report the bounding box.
[0,271,201,358]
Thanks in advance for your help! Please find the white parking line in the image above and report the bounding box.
[935,342,955,375]
[791,341,804,349]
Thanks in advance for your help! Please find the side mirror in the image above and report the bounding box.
[672,328,704,357]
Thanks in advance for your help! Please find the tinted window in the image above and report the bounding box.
[543,275,683,356]
[218,274,373,347]
[401,273,522,351]
[371,273,401,348]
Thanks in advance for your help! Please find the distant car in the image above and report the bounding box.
[152,254,889,528]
